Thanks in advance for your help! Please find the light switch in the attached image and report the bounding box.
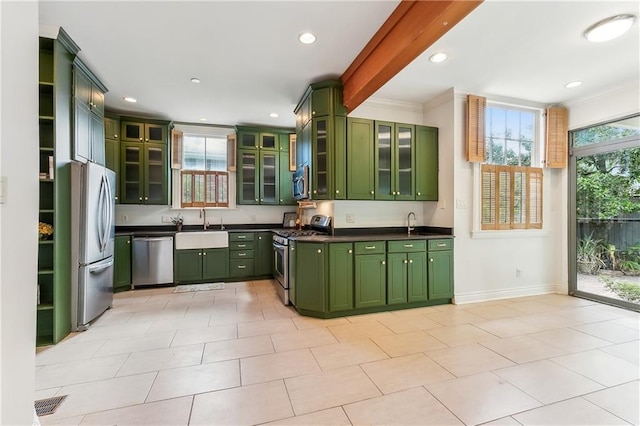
[0,176,6,204]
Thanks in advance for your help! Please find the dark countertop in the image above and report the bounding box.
[115,224,284,237]
[290,233,453,243]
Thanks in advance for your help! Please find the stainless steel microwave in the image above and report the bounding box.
[293,165,309,200]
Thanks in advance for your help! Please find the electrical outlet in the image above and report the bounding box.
[456,199,467,209]
[122,215,129,222]
[346,214,355,223]
[161,215,172,223]
[516,269,522,278]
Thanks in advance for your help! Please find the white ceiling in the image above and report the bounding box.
[39,1,639,129]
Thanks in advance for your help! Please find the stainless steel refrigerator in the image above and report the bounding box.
[70,161,116,331]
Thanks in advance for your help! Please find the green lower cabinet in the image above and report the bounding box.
[175,248,229,283]
[288,241,297,306]
[328,243,353,312]
[174,250,204,283]
[428,250,454,299]
[203,248,229,280]
[354,253,386,309]
[407,251,428,302]
[295,243,326,312]
[230,259,254,278]
[387,253,408,304]
[254,232,273,276]
[113,235,131,292]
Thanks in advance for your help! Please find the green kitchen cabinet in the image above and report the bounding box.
[415,125,439,201]
[237,129,279,151]
[254,232,274,276]
[279,151,294,205]
[104,115,120,202]
[387,240,428,304]
[259,151,279,205]
[175,248,229,283]
[295,242,326,312]
[328,243,353,312]
[375,121,415,200]
[202,249,230,281]
[237,148,281,205]
[229,232,255,277]
[428,239,454,300]
[354,241,386,309]
[121,120,167,144]
[347,117,375,200]
[73,59,107,166]
[114,235,131,292]
[237,149,258,204]
[120,141,168,205]
[174,250,204,283]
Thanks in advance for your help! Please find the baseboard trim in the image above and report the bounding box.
[453,284,562,305]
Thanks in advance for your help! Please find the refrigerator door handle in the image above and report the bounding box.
[97,174,106,252]
[88,258,113,273]
[99,174,110,253]
[104,173,113,242]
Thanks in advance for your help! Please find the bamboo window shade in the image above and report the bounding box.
[181,170,229,208]
[466,94,487,162]
[545,107,568,168]
[170,129,183,170]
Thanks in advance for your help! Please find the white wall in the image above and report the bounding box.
[0,2,39,424]
[428,89,565,303]
[565,81,640,130]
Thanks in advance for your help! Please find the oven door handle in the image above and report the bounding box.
[273,242,287,251]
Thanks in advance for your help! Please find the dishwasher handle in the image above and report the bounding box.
[135,237,173,242]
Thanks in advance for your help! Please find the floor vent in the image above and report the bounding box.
[34,395,67,416]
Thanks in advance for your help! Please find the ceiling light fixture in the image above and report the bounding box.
[123,97,137,103]
[429,52,448,63]
[584,14,636,42]
[269,113,279,118]
[191,78,201,83]
[298,32,317,45]
[565,81,583,89]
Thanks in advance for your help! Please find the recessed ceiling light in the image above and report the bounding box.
[191,78,201,83]
[199,117,207,122]
[123,97,137,103]
[429,52,448,63]
[269,113,279,118]
[298,32,317,45]
[565,81,583,89]
[584,14,636,42]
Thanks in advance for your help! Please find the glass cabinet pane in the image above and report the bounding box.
[261,153,277,203]
[377,124,392,196]
[124,123,142,141]
[241,151,257,202]
[261,133,277,150]
[240,132,257,148]
[314,119,328,196]
[397,125,413,196]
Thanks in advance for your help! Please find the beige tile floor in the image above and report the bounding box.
[35,280,640,425]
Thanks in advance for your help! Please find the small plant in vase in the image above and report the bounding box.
[171,214,184,231]
[38,222,54,240]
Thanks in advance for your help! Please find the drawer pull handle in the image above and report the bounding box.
[238,236,246,239]
[238,253,246,257]
[437,243,447,247]
[365,246,376,250]
[238,265,246,269]
[238,244,246,248]
[404,244,413,248]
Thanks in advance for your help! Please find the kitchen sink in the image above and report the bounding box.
[174,231,229,250]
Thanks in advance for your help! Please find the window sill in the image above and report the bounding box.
[471,229,549,239]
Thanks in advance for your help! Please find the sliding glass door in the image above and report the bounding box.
[569,115,640,310]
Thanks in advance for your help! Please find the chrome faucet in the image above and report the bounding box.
[407,211,416,235]
[202,208,208,230]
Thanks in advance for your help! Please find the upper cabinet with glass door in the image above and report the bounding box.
[375,122,415,201]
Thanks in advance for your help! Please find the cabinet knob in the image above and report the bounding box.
[348,249,352,254]
[313,190,317,194]
[198,252,202,256]
[280,199,283,202]
[370,191,374,195]
[139,197,143,201]
[139,138,143,141]
[312,111,316,115]
[260,146,263,148]
[291,247,295,251]
[382,261,386,265]
[255,199,258,202]
[317,249,322,253]
[336,189,340,194]
[114,134,118,138]
[259,236,262,240]
[260,199,264,202]
[409,260,413,264]
[430,258,434,262]
[417,192,421,196]
[145,138,149,142]
[127,240,130,244]
[115,196,119,200]
[404,260,408,264]
[145,197,148,200]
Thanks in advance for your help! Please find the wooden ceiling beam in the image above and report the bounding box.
[341,0,483,113]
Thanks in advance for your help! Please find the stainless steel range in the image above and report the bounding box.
[273,215,331,305]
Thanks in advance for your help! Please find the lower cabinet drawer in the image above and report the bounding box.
[387,240,426,253]
[354,241,386,255]
[230,260,254,277]
[428,239,453,251]
[230,249,254,259]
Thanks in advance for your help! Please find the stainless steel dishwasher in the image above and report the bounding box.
[132,236,174,287]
